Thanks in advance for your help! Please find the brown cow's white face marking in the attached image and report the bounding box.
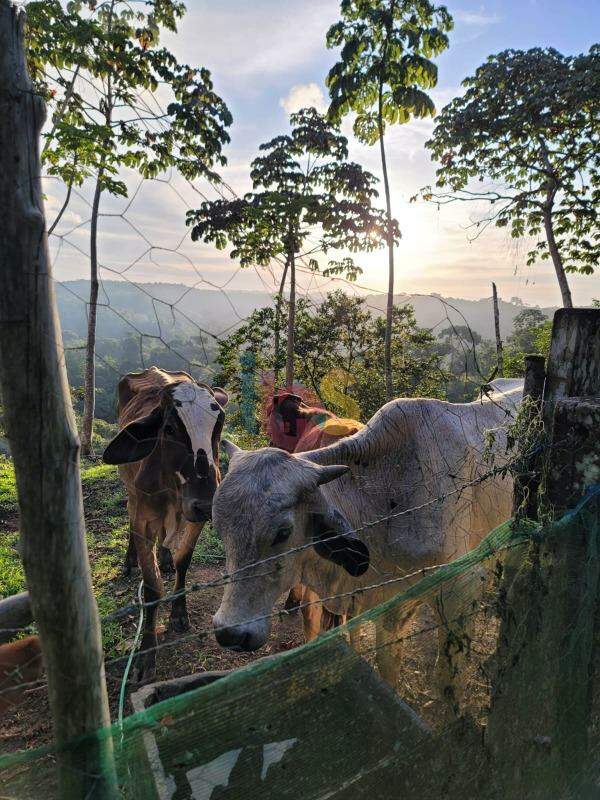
[172,383,222,481]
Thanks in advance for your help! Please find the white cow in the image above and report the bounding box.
[212,380,523,711]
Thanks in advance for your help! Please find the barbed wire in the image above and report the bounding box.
[0,515,524,700]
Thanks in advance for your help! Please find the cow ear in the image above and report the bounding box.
[103,407,163,465]
[316,465,350,486]
[221,439,242,459]
[212,387,229,408]
[308,510,369,577]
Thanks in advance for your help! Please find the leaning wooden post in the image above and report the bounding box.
[0,4,117,797]
[486,309,600,799]
[491,282,504,377]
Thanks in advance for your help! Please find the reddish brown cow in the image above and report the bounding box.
[266,391,362,641]
[0,636,43,716]
[103,367,228,682]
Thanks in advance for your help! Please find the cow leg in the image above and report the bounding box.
[321,608,345,632]
[133,523,164,685]
[284,584,304,613]
[124,496,139,575]
[300,588,323,642]
[375,602,419,691]
[169,522,204,633]
[158,545,174,574]
[124,524,139,575]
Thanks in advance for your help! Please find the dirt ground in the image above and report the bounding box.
[0,557,499,755]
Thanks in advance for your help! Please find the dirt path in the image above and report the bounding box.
[0,560,305,755]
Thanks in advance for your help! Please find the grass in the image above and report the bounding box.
[0,451,232,656]
[0,457,24,597]
[0,456,130,655]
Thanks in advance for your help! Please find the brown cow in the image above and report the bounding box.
[266,391,362,641]
[0,636,43,716]
[103,367,228,682]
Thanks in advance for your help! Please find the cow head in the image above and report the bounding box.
[267,392,331,452]
[103,381,228,523]
[211,442,369,651]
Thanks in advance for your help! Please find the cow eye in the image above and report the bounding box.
[272,526,292,547]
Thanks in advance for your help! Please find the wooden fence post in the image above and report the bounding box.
[0,3,117,797]
[486,309,600,798]
[492,282,504,378]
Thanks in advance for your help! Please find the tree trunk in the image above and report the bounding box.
[81,175,102,455]
[0,4,117,796]
[492,282,503,377]
[543,206,573,309]
[285,251,296,388]
[273,257,290,389]
[378,102,395,402]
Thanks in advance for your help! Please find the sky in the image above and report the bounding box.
[47,0,600,308]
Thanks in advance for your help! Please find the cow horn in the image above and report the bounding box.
[316,464,350,485]
[221,439,242,458]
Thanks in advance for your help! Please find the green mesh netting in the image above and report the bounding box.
[1,498,599,800]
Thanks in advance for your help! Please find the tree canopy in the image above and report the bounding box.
[187,107,393,271]
[424,46,600,307]
[326,0,453,143]
[26,0,232,451]
[215,291,447,422]
[27,0,232,198]
[187,107,396,386]
[325,0,453,401]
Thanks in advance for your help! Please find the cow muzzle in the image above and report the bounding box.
[212,613,269,652]
[183,499,212,523]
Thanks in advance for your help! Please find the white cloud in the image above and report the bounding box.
[166,0,338,85]
[280,82,327,115]
[453,8,501,26]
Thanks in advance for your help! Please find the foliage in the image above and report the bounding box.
[424,47,600,304]
[64,330,216,423]
[503,309,552,376]
[325,0,452,399]
[215,291,448,422]
[436,325,497,402]
[326,0,453,143]
[26,0,232,194]
[187,107,393,275]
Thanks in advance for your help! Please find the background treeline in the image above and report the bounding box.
[56,282,560,430]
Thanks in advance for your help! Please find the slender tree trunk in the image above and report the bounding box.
[48,171,74,235]
[0,5,117,795]
[378,101,395,402]
[492,282,504,377]
[81,174,102,455]
[81,0,115,455]
[285,251,296,388]
[273,257,290,389]
[542,207,573,309]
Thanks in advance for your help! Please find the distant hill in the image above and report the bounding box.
[56,280,557,343]
[363,292,558,340]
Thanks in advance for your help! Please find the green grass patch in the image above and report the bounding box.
[0,533,25,597]
[0,456,17,511]
[193,522,225,564]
